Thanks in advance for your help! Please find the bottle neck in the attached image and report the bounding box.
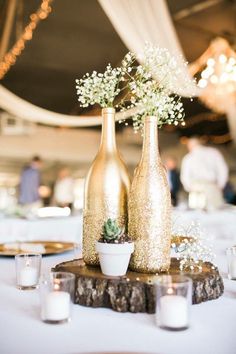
[99,108,117,153]
[141,116,159,163]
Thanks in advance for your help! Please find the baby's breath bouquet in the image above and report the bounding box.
[75,53,135,108]
[124,44,191,132]
[75,44,193,132]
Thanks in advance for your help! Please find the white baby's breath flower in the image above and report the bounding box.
[125,43,193,132]
[75,44,193,131]
[75,57,134,108]
[172,221,215,272]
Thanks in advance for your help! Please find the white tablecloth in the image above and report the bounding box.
[1,207,236,245]
[0,215,82,243]
[1,210,236,354]
[173,206,236,242]
[1,241,236,353]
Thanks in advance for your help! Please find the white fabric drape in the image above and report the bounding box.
[0,0,198,127]
[98,0,198,97]
[0,84,135,127]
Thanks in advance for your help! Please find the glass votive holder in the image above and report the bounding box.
[40,272,75,324]
[15,253,42,290]
[73,242,82,259]
[155,275,192,331]
[226,246,236,280]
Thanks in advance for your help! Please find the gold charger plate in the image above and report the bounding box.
[0,241,74,256]
[171,235,194,245]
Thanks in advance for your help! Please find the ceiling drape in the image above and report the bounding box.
[0,85,136,127]
[98,0,198,97]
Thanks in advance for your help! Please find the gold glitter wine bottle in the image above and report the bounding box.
[83,108,130,265]
[129,116,171,273]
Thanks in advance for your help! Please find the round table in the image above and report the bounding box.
[1,235,236,354]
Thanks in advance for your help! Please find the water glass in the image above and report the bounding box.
[73,242,82,259]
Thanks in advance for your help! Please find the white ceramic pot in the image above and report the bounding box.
[95,241,134,276]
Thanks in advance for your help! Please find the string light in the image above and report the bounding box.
[0,0,53,80]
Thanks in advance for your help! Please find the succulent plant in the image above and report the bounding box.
[99,218,130,244]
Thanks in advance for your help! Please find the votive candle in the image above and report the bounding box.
[18,264,38,287]
[160,295,188,329]
[15,254,41,290]
[155,275,192,331]
[40,272,75,324]
[43,291,70,322]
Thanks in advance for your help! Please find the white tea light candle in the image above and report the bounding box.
[19,265,38,287]
[40,272,75,324]
[155,275,192,331]
[43,291,70,322]
[15,254,41,290]
[160,295,188,329]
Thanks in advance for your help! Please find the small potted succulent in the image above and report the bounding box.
[95,218,134,276]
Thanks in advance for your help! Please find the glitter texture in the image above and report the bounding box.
[129,116,171,273]
[83,108,130,265]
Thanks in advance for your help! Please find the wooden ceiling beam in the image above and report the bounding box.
[173,0,226,21]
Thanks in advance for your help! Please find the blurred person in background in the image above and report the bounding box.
[19,156,42,209]
[223,181,236,205]
[180,137,228,209]
[164,156,180,206]
[53,167,74,209]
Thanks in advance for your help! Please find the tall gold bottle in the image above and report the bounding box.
[128,116,171,273]
[83,107,130,265]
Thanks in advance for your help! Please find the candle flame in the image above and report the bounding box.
[54,283,60,291]
[53,279,61,291]
[167,288,174,295]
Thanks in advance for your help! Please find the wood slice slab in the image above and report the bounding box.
[54,258,224,313]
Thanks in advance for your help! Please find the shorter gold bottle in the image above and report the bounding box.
[83,108,130,266]
[128,116,171,273]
